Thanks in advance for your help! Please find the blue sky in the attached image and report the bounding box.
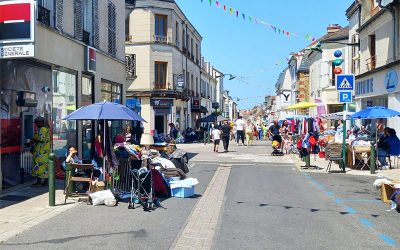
[175,0,354,109]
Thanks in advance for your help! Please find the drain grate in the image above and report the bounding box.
[0,195,31,202]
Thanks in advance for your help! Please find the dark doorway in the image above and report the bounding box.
[155,115,165,135]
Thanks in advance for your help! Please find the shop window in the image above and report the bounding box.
[52,70,77,158]
[101,80,122,138]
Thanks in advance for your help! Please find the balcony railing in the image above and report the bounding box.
[154,35,168,43]
[82,30,90,45]
[154,82,168,90]
[125,54,136,79]
[366,55,376,70]
[37,5,51,26]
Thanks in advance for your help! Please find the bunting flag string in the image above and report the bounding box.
[199,0,316,41]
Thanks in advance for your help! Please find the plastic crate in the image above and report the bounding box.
[171,186,195,198]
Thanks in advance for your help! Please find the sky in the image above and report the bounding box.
[175,0,354,110]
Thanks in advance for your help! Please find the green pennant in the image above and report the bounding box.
[209,0,212,6]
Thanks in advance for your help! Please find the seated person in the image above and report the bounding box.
[66,146,82,165]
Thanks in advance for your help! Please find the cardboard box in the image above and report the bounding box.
[91,181,105,193]
[171,186,195,198]
[381,181,400,203]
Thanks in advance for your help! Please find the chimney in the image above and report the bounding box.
[327,24,342,33]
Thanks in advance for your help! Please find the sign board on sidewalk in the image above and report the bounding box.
[336,74,355,91]
[339,91,353,103]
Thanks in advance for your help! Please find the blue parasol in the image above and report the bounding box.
[63,101,146,122]
[350,106,400,120]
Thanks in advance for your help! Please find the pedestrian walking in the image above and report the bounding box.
[30,117,51,187]
[211,124,221,152]
[245,120,255,146]
[221,120,231,152]
[235,116,245,146]
[257,124,263,140]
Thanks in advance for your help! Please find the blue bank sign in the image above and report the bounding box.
[385,69,398,92]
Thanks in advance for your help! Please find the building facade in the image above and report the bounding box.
[125,0,204,134]
[352,0,400,133]
[0,0,126,190]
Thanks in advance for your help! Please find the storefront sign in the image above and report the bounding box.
[126,98,141,111]
[192,97,200,110]
[84,46,97,73]
[355,78,374,96]
[0,44,34,58]
[177,74,185,89]
[151,98,173,107]
[384,69,398,92]
[0,0,35,44]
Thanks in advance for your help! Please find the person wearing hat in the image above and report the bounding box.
[30,116,51,186]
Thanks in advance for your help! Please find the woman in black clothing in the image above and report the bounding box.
[221,120,231,152]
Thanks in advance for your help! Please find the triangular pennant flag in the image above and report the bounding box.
[209,0,212,6]
[201,0,203,2]
[224,5,226,11]
[242,13,245,20]
[274,27,277,33]
[278,29,281,34]
[255,18,258,24]
[216,1,219,7]
[249,16,252,22]
[236,11,238,18]
[229,8,232,14]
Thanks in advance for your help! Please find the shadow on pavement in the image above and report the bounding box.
[0,229,148,246]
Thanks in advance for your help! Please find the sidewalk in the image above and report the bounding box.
[0,180,78,243]
[290,153,400,180]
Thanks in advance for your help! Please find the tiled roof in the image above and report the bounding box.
[319,26,349,42]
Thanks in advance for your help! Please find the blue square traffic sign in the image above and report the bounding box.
[339,91,353,103]
[336,74,355,91]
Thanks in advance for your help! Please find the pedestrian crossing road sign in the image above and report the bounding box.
[339,91,353,103]
[336,74,355,91]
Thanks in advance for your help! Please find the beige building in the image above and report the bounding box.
[125,0,203,134]
[349,0,400,133]
[200,58,218,117]
[0,0,127,190]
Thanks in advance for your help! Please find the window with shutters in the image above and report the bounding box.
[108,1,117,57]
[83,0,93,45]
[74,0,83,41]
[55,0,63,30]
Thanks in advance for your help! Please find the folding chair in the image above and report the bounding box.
[353,146,371,170]
[65,163,94,204]
[325,144,344,172]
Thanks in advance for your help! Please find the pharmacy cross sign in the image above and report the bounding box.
[336,74,355,91]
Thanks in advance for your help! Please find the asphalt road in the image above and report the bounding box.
[1,141,400,249]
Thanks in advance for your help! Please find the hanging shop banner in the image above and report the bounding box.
[192,97,200,110]
[0,0,35,43]
[84,46,97,73]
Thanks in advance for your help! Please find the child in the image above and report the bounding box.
[211,124,221,152]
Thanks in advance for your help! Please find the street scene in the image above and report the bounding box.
[2,0,400,249]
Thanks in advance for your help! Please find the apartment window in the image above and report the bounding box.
[351,34,359,74]
[191,74,194,92]
[186,33,189,48]
[195,44,199,62]
[368,34,376,70]
[37,0,55,27]
[155,14,167,37]
[191,38,193,55]
[155,62,167,89]
[175,21,179,46]
[83,0,93,45]
[196,77,198,95]
[108,1,117,57]
[331,63,336,86]
[125,16,130,42]
[182,29,185,49]
[186,72,190,89]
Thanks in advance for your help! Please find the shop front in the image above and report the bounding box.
[151,98,173,135]
[0,59,77,189]
[355,65,399,133]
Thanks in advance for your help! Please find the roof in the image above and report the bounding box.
[319,26,349,42]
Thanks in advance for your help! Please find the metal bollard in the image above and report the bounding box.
[48,153,56,206]
[370,144,376,174]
